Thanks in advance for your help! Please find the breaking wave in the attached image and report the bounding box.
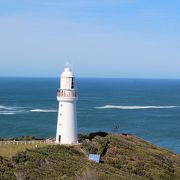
[0,110,27,115]
[0,105,18,110]
[0,105,57,115]
[95,105,178,110]
[30,109,57,113]
[0,112,16,115]
[0,105,27,115]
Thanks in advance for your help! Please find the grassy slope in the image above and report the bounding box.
[0,143,47,158]
[0,133,180,180]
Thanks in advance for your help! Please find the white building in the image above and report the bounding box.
[55,67,78,144]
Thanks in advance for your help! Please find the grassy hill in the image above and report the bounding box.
[0,132,180,180]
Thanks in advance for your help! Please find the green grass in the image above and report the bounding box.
[0,142,47,158]
[0,133,180,180]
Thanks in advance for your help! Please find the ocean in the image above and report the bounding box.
[0,78,180,153]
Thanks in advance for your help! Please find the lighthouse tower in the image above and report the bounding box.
[56,66,78,144]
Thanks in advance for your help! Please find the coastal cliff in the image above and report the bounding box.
[0,132,180,180]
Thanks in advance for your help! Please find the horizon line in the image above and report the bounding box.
[0,76,180,80]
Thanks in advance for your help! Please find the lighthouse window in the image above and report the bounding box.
[71,78,74,89]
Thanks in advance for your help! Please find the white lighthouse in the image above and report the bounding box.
[56,66,78,144]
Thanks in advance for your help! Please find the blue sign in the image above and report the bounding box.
[88,154,100,163]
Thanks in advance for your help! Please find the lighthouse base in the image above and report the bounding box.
[55,136,78,145]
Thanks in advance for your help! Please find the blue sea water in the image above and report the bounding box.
[0,78,180,153]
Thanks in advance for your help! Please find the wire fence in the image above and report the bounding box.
[0,140,55,146]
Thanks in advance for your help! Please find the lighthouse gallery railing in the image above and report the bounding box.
[57,89,78,97]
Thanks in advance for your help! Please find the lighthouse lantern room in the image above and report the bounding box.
[56,67,78,144]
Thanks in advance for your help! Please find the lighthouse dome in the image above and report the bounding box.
[61,67,74,78]
[60,67,76,90]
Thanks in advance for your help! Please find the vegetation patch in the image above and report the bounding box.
[0,132,180,180]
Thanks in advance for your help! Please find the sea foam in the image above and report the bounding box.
[95,105,178,110]
[0,105,16,110]
[30,109,57,113]
[0,112,16,115]
[0,105,57,115]
[0,105,26,110]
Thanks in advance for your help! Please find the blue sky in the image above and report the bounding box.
[0,0,180,78]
